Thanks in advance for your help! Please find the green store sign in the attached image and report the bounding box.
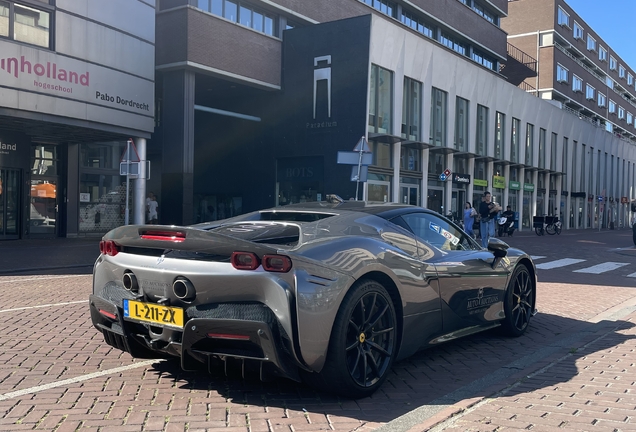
[493,176,506,189]
[523,183,535,192]
[474,179,488,187]
[509,181,521,190]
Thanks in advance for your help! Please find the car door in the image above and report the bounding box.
[398,212,509,331]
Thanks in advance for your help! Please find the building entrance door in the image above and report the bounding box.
[400,184,419,206]
[30,177,58,236]
[0,169,20,239]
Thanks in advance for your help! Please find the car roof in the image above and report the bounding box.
[268,201,436,220]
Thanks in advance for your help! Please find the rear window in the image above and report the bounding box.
[258,212,335,222]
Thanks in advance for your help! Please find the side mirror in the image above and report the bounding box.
[488,238,509,268]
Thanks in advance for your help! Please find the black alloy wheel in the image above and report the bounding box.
[303,280,397,398]
[501,265,534,337]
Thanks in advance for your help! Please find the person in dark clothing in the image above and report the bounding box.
[498,205,515,237]
[478,191,500,247]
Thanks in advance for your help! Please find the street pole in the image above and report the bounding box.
[355,137,364,201]
[125,139,131,225]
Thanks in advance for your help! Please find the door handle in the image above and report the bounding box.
[55,205,59,212]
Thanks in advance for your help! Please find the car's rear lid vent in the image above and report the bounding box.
[139,229,186,242]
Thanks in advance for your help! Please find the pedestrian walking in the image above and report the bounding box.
[479,191,500,248]
[147,192,159,224]
[463,202,477,238]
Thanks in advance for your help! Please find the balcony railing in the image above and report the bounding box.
[554,41,636,111]
[561,105,636,144]
[507,43,537,73]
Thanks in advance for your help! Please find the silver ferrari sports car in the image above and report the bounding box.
[89,201,537,398]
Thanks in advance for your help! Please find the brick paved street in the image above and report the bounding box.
[1,229,636,431]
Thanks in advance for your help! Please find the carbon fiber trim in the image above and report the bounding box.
[186,302,275,323]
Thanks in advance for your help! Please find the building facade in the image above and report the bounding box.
[0,0,155,240]
[153,0,636,232]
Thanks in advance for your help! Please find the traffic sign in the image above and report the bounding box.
[353,136,370,152]
[120,138,141,162]
[337,151,373,165]
[351,166,368,182]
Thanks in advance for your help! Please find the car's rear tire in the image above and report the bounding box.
[302,279,397,398]
[500,265,534,337]
[632,223,636,246]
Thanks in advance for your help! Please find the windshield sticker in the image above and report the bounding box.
[429,222,440,233]
[441,228,460,245]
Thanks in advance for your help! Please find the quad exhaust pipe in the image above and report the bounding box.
[173,277,196,301]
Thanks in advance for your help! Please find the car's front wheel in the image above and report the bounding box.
[303,279,398,398]
[500,265,534,337]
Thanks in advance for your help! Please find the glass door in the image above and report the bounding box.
[0,169,20,239]
[30,178,57,236]
[368,180,391,202]
[400,184,420,206]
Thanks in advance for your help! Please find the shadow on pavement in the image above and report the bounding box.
[134,312,635,423]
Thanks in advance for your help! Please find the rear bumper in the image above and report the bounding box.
[89,293,302,381]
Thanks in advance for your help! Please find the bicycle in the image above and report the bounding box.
[533,215,545,236]
[544,215,562,235]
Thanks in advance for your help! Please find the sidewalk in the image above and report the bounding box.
[0,237,99,274]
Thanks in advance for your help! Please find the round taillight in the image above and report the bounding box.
[231,252,260,270]
[262,255,292,273]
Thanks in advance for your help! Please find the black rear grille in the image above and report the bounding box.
[103,329,128,352]
[186,302,275,323]
[100,282,136,303]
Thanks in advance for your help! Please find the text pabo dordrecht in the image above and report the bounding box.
[96,91,150,111]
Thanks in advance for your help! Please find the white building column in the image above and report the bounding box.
[393,142,401,203]
[503,164,510,209]
[422,148,429,208]
[531,170,539,218]
[518,167,525,231]
[444,153,454,216]
[133,138,147,225]
[543,172,550,216]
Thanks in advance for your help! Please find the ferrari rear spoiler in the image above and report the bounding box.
[101,222,306,258]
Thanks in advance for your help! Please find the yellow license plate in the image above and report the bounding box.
[123,299,184,328]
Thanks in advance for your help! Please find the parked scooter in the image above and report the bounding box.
[497,216,515,237]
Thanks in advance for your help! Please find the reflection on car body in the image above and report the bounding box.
[89,201,537,398]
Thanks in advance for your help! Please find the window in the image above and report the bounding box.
[598,92,606,107]
[610,56,617,70]
[572,75,583,92]
[619,65,626,79]
[0,1,51,48]
[400,148,421,172]
[585,84,595,100]
[471,49,495,70]
[400,213,478,251]
[360,0,397,18]
[402,77,422,141]
[368,65,394,134]
[557,6,569,27]
[525,123,534,166]
[557,63,568,83]
[430,88,448,147]
[573,21,583,39]
[538,128,546,169]
[494,112,505,160]
[618,106,625,120]
[586,34,596,51]
[628,73,634,86]
[401,9,434,38]
[454,97,469,151]
[628,112,634,125]
[511,118,520,163]
[471,1,496,24]
[201,0,275,36]
[609,99,616,114]
[551,132,558,172]
[440,32,466,55]
[476,105,488,156]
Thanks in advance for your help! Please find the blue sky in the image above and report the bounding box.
[565,0,636,70]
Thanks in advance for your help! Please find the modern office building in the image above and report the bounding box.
[0,0,155,240]
[502,0,636,229]
[153,0,636,232]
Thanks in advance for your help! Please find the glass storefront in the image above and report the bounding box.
[276,156,324,207]
[79,141,128,234]
[368,173,391,202]
[399,176,420,205]
[30,144,59,236]
[0,169,20,238]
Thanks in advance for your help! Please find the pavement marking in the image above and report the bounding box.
[573,262,630,274]
[535,258,586,270]
[0,274,89,284]
[0,300,86,314]
[530,255,546,261]
[627,272,636,278]
[0,360,159,401]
